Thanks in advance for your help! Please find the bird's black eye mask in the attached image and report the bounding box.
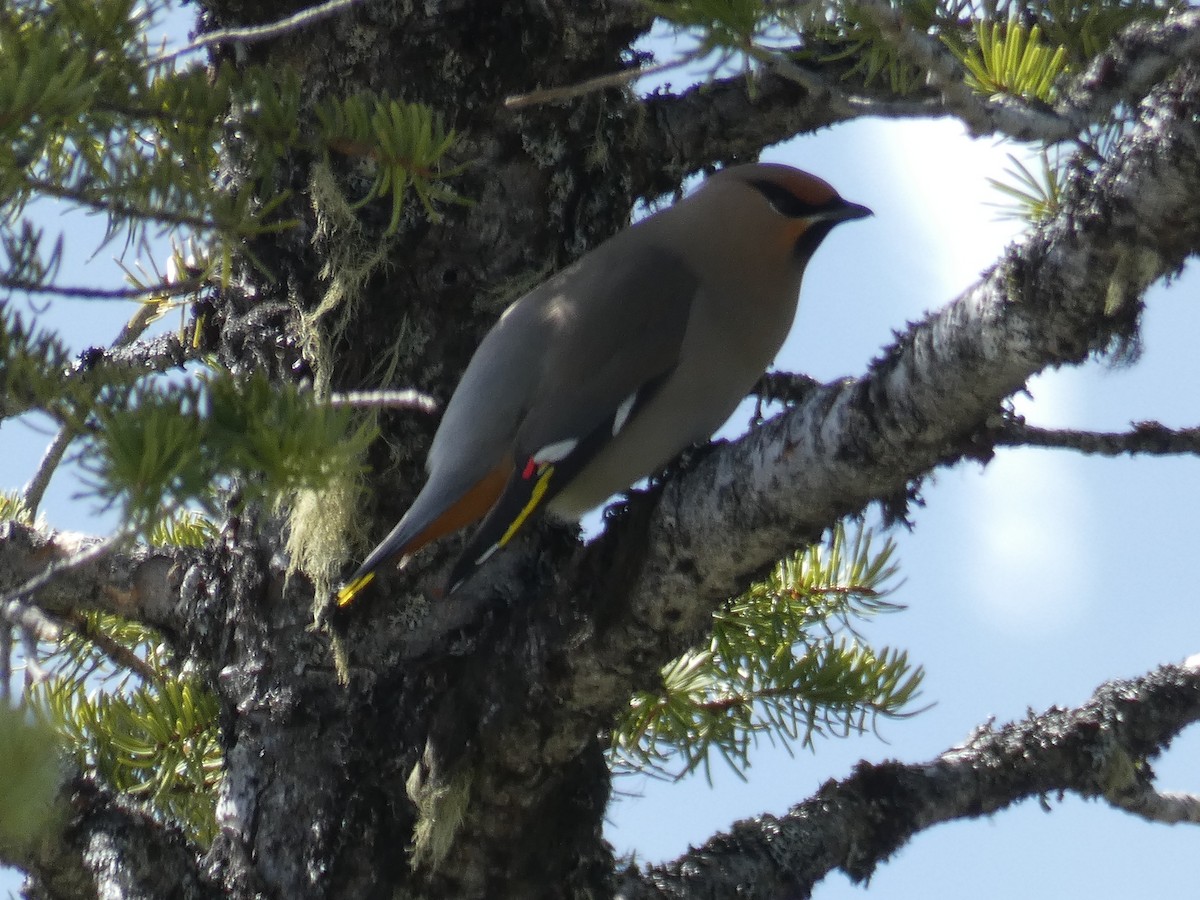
[749,179,841,219]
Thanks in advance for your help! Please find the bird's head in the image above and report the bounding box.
[703,163,872,267]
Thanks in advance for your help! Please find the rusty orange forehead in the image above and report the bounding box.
[748,163,839,206]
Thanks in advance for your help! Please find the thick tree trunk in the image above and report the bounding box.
[196,2,658,896]
[7,3,1199,898]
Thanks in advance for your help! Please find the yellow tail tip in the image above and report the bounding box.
[336,571,375,607]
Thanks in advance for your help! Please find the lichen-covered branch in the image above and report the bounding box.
[1,775,220,900]
[593,61,1200,689]
[994,417,1200,457]
[0,521,182,632]
[633,7,1200,190]
[615,659,1200,898]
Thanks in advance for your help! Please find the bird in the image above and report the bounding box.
[336,162,870,606]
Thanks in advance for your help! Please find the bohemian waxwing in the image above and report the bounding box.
[337,162,870,605]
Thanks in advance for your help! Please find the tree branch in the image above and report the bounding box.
[633,7,1200,194]
[152,0,368,65]
[1,275,205,301]
[23,304,165,517]
[504,49,707,110]
[78,324,208,379]
[327,388,439,413]
[615,659,1200,897]
[1063,8,1200,126]
[636,68,862,196]
[0,521,182,632]
[1,775,220,899]
[21,177,231,233]
[993,417,1200,457]
[1109,784,1200,825]
[595,60,1200,690]
[60,609,162,684]
[0,329,200,423]
[856,0,1080,142]
[0,527,135,610]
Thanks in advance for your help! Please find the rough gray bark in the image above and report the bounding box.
[4,2,1200,899]
[614,660,1200,898]
[17,779,216,900]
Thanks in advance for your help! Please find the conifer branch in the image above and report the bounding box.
[326,389,439,414]
[854,0,1079,142]
[73,331,199,377]
[20,179,228,233]
[0,525,140,612]
[1,275,205,301]
[995,419,1200,457]
[58,611,159,685]
[21,429,75,523]
[1063,8,1200,125]
[616,659,1200,896]
[0,521,181,631]
[1109,785,1200,825]
[0,595,61,643]
[637,6,1200,183]
[152,0,369,65]
[24,307,164,517]
[504,51,706,110]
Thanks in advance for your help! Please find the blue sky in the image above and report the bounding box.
[4,8,1200,898]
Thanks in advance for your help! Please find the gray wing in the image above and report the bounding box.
[514,237,699,459]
